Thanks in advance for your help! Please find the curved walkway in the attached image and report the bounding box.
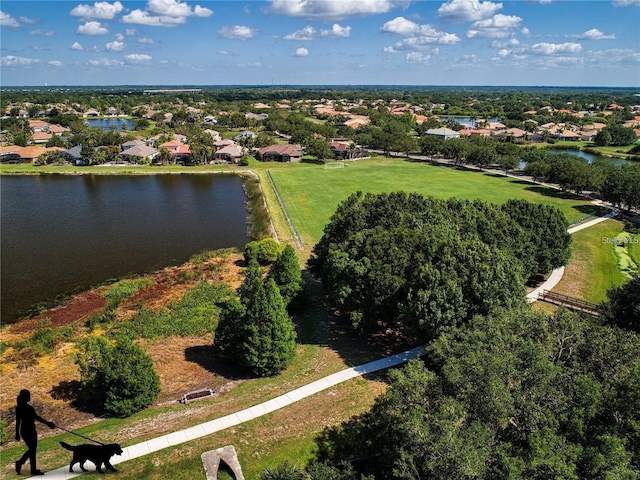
[28,346,427,479]
[526,208,618,303]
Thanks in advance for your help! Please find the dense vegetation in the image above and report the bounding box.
[306,307,640,480]
[309,192,570,340]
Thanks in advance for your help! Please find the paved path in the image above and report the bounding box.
[27,346,427,479]
[526,208,618,303]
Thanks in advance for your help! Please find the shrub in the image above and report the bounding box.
[76,336,160,417]
[244,238,281,265]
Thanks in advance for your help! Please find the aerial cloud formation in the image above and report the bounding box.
[122,0,213,27]
[573,28,616,40]
[268,0,399,20]
[218,25,258,40]
[293,46,309,57]
[438,0,503,23]
[70,1,124,20]
[0,10,20,27]
[467,14,522,38]
[76,21,109,35]
[321,24,351,37]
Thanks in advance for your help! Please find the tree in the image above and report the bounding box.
[268,244,303,307]
[215,260,297,377]
[502,199,571,275]
[309,192,533,339]
[76,336,160,417]
[595,125,636,147]
[601,277,640,332]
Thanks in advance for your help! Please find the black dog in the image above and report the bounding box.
[59,441,123,473]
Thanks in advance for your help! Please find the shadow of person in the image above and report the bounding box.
[14,389,57,476]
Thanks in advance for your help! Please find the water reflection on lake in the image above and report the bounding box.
[85,117,134,131]
[0,174,249,324]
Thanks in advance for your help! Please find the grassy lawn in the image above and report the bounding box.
[553,219,630,304]
[267,156,593,247]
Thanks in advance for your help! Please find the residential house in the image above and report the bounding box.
[202,116,217,126]
[121,145,158,163]
[425,127,460,140]
[83,109,100,117]
[233,130,257,142]
[257,144,303,162]
[60,145,86,165]
[121,140,147,150]
[245,112,269,121]
[213,144,243,163]
[203,129,221,142]
[159,140,191,162]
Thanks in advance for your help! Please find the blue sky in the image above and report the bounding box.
[1,0,639,86]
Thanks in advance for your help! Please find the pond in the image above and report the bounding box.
[0,174,249,324]
[85,117,134,131]
[438,116,501,128]
[545,148,637,167]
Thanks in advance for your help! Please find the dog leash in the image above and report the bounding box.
[57,426,106,446]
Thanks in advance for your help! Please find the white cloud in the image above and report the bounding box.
[19,16,37,25]
[218,25,257,40]
[528,42,582,55]
[76,21,109,35]
[30,29,55,36]
[612,0,640,6]
[125,28,138,35]
[573,28,616,40]
[521,26,531,38]
[405,52,430,63]
[125,53,152,64]
[0,11,20,27]
[71,41,84,50]
[267,0,399,20]
[115,33,124,41]
[48,60,64,67]
[381,16,419,35]
[193,5,213,17]
[122,0,212,27]
[88,57,123,66]
[586,48,640,66]
[218,50,229,55]
[284,26,316,41]
[122,9,186,26]
[491,37,519,48]
[106,40,125,51]
[467,14,522,38]
[239,61,262,68]
[321,23,351,37]
[1,55,40,66]
[384,25,461,52]
[293,46,309,57]
[438,0,503,23]
[70,1,124,20]
[138,37,154,44]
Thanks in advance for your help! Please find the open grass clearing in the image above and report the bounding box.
[553,219,630,304]
[267,156,593,246]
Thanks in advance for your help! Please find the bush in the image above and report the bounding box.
[0,417,8,444]
[244,238,281,265]
[76,336,160,417]
[268,244,303,307]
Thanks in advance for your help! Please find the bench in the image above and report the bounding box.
[180,388,216,404]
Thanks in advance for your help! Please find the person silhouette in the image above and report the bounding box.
[14,389,56,476]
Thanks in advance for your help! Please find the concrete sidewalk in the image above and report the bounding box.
[26,346,427,479]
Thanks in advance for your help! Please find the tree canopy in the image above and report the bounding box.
[313,308,640,480]
[309,192,570,340]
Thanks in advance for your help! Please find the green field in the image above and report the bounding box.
[554,219,630,303]
[268,157,593,246]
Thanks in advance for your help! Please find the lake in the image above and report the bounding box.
[439,116,501,128]
[0,174,249,324]
[85,117,134,131]
[546,148,636,166]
